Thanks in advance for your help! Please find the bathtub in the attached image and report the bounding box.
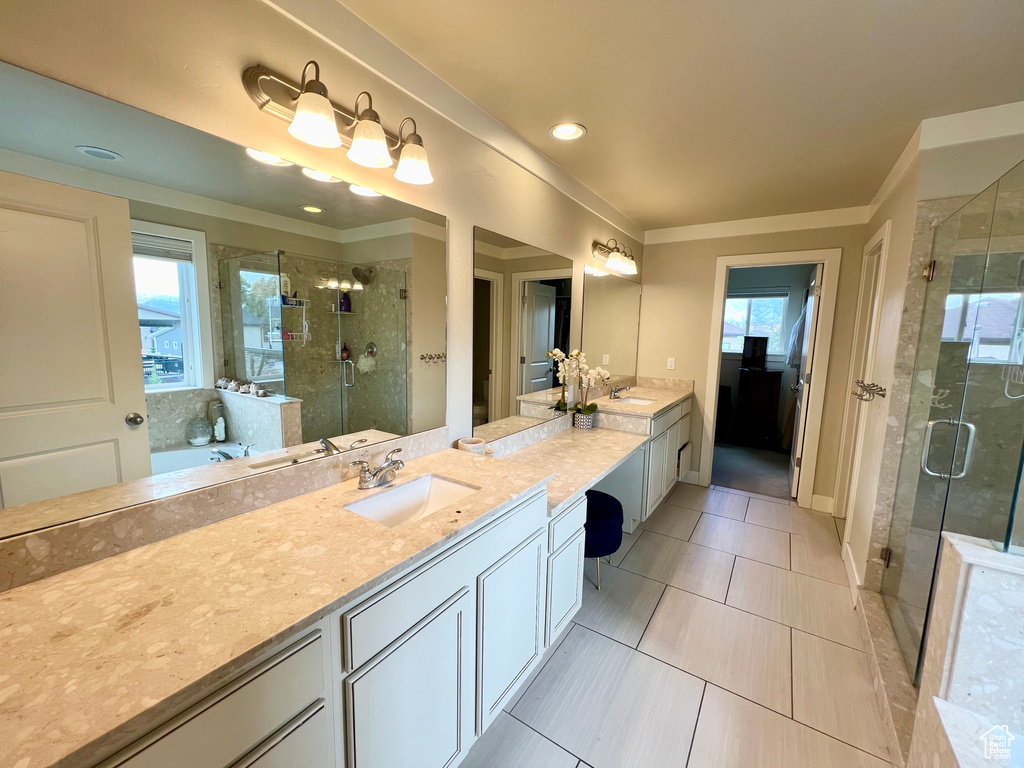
[150,442,252,474]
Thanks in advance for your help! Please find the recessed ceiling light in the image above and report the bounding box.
[245,148,293,166]
[349,184,382,197]
[550,123,586,141]
[75,145,123,161]
[301,167,342,183]
[302,205,324,214]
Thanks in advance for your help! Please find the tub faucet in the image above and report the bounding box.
[314,437,343,456]
[350,449,405,489]
[210,448,234,462]
[610,385,630,399]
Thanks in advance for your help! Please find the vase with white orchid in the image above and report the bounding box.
[547,347,583,412]
[546,348,611,425]
[576,363,612,415]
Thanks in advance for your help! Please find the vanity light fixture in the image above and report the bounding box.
[245,148,293,166]
[301,167,342,182]
[584,265,608,276]
[593,239,639,276]
[340,279,353,290]
[393,118,434,185]
[243,63,435,185]
[551,123,587,141]
[288,61,342,148]
[351,280,364,291]
[350,184,382,197]
[347,92,393,169]
[301,204,324,214]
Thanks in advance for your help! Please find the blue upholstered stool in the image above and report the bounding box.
[584,489,624,590]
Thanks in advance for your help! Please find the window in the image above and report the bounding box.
[722,293,788,354]
[132,223,212,390]
[943,291,1024,364]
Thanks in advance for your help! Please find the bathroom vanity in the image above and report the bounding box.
[0,429,648,768]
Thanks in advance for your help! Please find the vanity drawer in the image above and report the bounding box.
[112,630,325,768]
[342,490,547,671]
[549,495,587,552]
[652,404,683,437]
[680,397,692,419]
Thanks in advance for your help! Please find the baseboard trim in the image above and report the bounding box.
[681,470,700,484]
[811,494,834,514]
[842,541,862,608]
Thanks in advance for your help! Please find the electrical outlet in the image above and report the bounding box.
[602,354,610,365]
[667,357,676,370]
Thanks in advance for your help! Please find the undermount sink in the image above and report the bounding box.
[611,397,656,406]
[345,474,477,528]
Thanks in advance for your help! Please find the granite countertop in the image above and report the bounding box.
[0,449,552,768]
[473,415,549,442]
[0,429,399,540]
[504,427,650,515]
[590,383,693,418]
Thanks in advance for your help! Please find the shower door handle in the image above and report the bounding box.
[921,419,977,480]
[342,360,355,387]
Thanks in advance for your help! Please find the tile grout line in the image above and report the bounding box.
[724,555,738,603]
[504,708,585,764]
[633,580,669,649]
[682,682,708,768]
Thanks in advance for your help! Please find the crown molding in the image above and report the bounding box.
[644,206,871,245]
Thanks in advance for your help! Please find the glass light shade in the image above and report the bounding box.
[584,265,608,276]
[246,148,293,167]
[351,280,364,291]
[347,118,393,168]
[622,256,638,275]
[605,249,629,273]
[326,278,339,290]
[394,142,434,185]
[289,91,342,148]
[349,184,382,197]
[340,279,352,290]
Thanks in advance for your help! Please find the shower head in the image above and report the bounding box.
[352,266,374,285]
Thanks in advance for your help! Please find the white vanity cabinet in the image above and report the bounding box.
[644,400,691,519]
[92,485,587,768]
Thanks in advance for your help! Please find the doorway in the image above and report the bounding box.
[509,269,572,413]
[473,269,504,426]
[702,249,841,510]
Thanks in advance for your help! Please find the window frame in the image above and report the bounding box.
[943,289,1024,365]
[131,220,214,391]
[721,288,790,356]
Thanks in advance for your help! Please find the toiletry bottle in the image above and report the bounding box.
[340,291,352,312]
[340,343,351,361]
[336,340,342,360]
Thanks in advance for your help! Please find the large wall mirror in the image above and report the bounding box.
[473,227,573,441]
[0,62,447,535]
[581,270,642,379]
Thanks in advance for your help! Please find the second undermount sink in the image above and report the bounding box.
[345,475,477,528]
[611,397,656,406]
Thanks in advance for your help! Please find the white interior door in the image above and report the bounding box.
[789,264,823,498]
[841,235,888,543]
[0,171,151,508]
[520,282,557,394]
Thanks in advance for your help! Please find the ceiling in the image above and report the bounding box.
[0,63,444,234]
[337,0,1024,230]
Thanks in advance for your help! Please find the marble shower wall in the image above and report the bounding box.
[343,260,411,435]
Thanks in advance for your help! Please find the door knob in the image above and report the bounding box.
[125,412,145,426]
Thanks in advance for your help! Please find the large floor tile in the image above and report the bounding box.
[639,587,792,715]
[714,485,796,504]
[669,484,748,519]
[618,530,735,602]
[688,685,890,768]
[576,560,665,647]
[793,630,892,762]
[745,498,837,542]
[503,623,573,713]
[791,533,848,586]
[608,528,639,567]
[690,514,791,569]
[727,558,867,651]
[512,625,704,768]
[640,501,702,541]
[461,711,579,768]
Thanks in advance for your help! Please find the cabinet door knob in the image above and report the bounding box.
[125,412,145,426]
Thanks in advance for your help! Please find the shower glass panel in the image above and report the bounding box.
[883,157,1024,680]
[218,250,283,393]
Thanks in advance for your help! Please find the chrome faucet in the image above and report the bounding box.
[609,385,631,399]
[348,438,368,450]
[314,437,343,456]
[350,449,405,489]
[210,448,234,462]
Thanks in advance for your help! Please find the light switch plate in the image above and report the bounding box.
[602,354,610,365]
[667,357,676,370]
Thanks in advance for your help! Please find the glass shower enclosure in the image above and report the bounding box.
[883,157,1024,680]
[218,250,410,445]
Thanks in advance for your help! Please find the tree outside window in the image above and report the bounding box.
[722,295,788,353]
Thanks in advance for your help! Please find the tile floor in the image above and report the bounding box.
[460,483,894,768]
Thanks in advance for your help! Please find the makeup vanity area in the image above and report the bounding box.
[0,64,690,768]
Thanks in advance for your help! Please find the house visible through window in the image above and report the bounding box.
[722,293,788,354]
[943,291,1024,364]
[133,231,202,389]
